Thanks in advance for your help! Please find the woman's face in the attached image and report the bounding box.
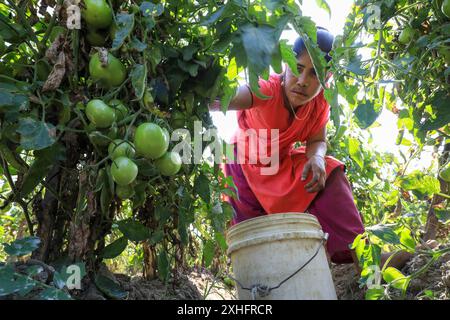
[283,51,324,108]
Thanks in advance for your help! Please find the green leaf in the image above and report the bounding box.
[248,70,270,100]
[117,219,151,242]
[95,275,128,299]
[367,224,400,245]
[383,267,409,290]
[129,37,147,52]
[344,58,368,76]
[315,0,331,18]
[365,287,384,300]
[157,250,169,283]
[220,78,238,113]
[421,91,450,131]
[101,237,128,259]
[155,205,172,226]
[399,228,416,251]
[0,265,37,297]
[20,143,65,198]
[241,23,278,75]
[354,100,382,129]
[111,13,135,51]
[201,4,229,25]
[194,173,211,204]
[3,236,41,256]
[26,265,43,277]
[280,40,299,77]
[271,43,283,74]
[262,0,284,10]
[39,287,72,300]
[130,64,147,100]
[348,137,364,169]
[100,184,112,216]
[350,233,366,262]
[132,181,147,209]
[16,118,56,151]
[0,89,29,113]
[140,2,164,17]
[150,229,164,245]
[435,208,450,224]
[203,240,215,268]
[177,60,199,77]
[295,16,317,43]
[215,232,228,252]
[52,271,66,289]
[181,44,199,61]
[399,172,440,199]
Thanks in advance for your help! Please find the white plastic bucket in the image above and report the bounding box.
[226,213,337,300]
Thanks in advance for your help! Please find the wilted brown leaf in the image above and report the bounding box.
[43,52,66,92]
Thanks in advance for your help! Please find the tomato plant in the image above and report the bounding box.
[0,0,448,300]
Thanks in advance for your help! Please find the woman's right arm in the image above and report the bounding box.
[208,85,253,112]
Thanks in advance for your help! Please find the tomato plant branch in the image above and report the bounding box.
[124,108,143,141]
[40,0,65,51]
[72,29,80,88]
[0,154,34,236]
[7,0,39,46]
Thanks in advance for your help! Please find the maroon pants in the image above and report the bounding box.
[224,154,365,264]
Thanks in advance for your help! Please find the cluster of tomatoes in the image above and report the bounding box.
[80,0,182,200]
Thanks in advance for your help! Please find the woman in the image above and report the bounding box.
[210,28,413,271]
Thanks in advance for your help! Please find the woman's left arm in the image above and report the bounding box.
[302,126,327,193]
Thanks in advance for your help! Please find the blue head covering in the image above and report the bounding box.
[292,27,334,62]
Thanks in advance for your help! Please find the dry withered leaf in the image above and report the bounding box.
[43,52,66,92]
[45,33,65,63]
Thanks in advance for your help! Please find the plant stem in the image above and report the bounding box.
[0,155,34,236]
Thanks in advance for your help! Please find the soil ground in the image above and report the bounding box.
[112,245,450,300]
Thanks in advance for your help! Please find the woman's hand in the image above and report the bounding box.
[301,155,326,193]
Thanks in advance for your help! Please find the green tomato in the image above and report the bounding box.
[108,139,135,159]
[398,27,414,44]
[82,0,113,29]
[111,156,138,186]
[134,123,169,160]
[109,99,128,122]
[89,52,127,88]
[86,29,107,46]
[155,151,182,176]
[86,99,116,128]
[442,0,450,18]
[115,184,135,200]
[439,161,450,182]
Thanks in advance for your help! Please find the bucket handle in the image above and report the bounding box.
[228,232,329,300]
